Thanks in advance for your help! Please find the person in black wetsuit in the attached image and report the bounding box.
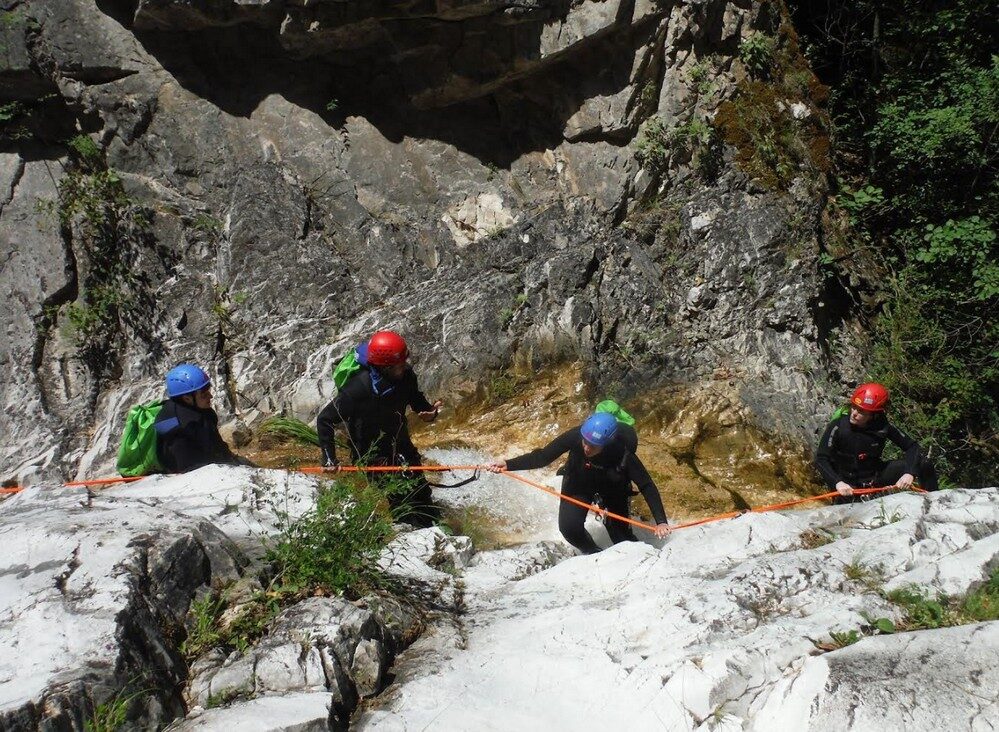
[487,411,671,554]
[153,363,250,473]
[815,382,938,503]
[316,330,443,527]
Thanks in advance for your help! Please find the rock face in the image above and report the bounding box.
[358,488,999,730]
[0,0,844,484]
[0,467,446,731]
[1,461,996,730]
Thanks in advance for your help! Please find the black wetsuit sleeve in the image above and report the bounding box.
[405,370,435,413]
[626,454,668,524]
[814,420,843,488]
[505,428,578,471]
[317,380,362,463]
[887,422,920,475]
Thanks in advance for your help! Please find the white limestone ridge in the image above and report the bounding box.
[0,466,996,730]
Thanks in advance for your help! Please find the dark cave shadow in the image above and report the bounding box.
[94,0,659,167]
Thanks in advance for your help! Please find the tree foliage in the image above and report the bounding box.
[791,0,998,484]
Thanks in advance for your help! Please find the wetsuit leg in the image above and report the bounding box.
[876,458,939,492]
[603,491,638,545]
[558,497,601,554]
[395,474,440,528]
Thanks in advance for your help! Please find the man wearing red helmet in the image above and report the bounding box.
[316,331,443,526]
[815,382,938,502]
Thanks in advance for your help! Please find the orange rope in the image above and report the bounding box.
[499,470,657,532]
[3,461,928,539]
[0,464,483,495]
[497,470,928,533]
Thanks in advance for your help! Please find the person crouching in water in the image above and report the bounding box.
[316,330,443,528]
[815,382,939,503]
[154,363,250,473]
[487,412,670,554]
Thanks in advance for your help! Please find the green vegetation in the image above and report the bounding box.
[267,479,394,596]
[828,628,860,648]
[790,0,998,484]
[636,115,721,182]
[886,569,999,630]
[739,34,776,79]
[259,416,320,446]
[51,135,155,380]
[181,477,398,660]
[85,686,148,732]
[822,570,998,651]
[181,587,282,659]
[842,557,885,592]
[714,12,831,191]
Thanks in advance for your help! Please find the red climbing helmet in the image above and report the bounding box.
[367,331,409,367]
[851,382,889,412]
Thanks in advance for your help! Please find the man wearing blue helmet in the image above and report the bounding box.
[487,411,670,553]
[153,363,247,473]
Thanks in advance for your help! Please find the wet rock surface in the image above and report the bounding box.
[1,0,843,486]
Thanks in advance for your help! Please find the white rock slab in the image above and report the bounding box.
[168,692,334,731]
[357,489,999,731]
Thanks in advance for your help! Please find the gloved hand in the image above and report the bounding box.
[321,449,340,473]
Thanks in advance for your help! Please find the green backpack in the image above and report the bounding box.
[595,399,636,426]
[116,401,164,477]
[332,350,362,390]
[830,404,850,423]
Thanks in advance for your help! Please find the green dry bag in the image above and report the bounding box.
[830,404,850,423]
[332,350,362,390]
[116,401,164,477]
[595,399,636,426]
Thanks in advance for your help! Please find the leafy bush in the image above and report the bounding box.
[636,115,721,181]
[47,140,157,382]
[267,479,393,597]
[740,34,776,79]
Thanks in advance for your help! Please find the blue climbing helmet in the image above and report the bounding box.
[165,364,211,398]
[580,412,619,447]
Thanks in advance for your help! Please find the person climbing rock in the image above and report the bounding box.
[487,411,671,554]
[317,330,443,527]
[815,382,939,503]
[153,364,251,473]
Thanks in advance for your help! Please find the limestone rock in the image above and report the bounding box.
[357,489,999,730]
[167,692,335,731]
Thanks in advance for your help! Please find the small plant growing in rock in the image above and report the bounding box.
[85,685,148,732]
[739,34,775,79]
[842,558,886,593]
[869,501,905,528]
[204,686,252,710]
[828,629,861,648]
[798,528,835,549]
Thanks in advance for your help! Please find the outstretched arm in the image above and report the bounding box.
[488,428,578,472]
